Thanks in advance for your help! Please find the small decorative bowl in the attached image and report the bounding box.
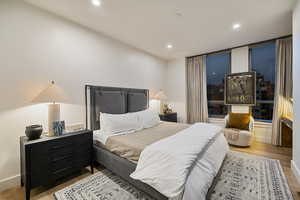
[25,125,43,140]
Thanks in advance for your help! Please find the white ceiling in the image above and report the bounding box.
[24,0,295,60]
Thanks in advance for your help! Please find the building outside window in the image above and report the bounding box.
[206,52,231,118]
[249,42,276,121]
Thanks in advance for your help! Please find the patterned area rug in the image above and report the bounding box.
[54,170,154,200]
[209,151,293,200]
[54,151,293,200]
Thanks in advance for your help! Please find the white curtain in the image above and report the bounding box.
[271,37,293,146]
[186,56,208,123]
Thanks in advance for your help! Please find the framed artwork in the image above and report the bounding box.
[225,72,256,105]
[53,121,65,136]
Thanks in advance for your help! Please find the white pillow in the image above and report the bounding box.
[100,112,141,135]
[135,109,160,129]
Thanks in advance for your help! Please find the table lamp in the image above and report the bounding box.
[154,90,167,114]
[32,81,67,136]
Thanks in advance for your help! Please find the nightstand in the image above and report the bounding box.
[20,130,93,200]
[159,112,177,122]
[280,117,293,147]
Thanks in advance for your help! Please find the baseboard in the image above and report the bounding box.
[255,135,272,144]
[291,160,300,185]
[0,174,20,192]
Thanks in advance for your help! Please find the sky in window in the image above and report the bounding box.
[250,43,276,84]
[206,53,230,85]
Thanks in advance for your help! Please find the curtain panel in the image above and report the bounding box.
[186,56,209,124]
[271,37,293,146]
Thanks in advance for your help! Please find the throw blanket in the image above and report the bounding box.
[130,123,223,199]
[224,128,240,141]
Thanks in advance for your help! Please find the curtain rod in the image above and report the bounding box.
[186,34,292,59]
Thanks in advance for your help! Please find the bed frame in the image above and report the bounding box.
[85,85,168,200]
[85,85,220,200]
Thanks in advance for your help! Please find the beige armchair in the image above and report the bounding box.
[224,114,255,147]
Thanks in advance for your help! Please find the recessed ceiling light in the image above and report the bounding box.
[175,12,183,17]
[91,0,101,7]
[233,23,241,30]
[166,43,173,49]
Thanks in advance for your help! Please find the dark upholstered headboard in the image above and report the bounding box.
[85,85,149,130]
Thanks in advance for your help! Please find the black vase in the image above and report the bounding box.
[25,125,43,140]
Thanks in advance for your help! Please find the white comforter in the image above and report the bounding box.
[130,123,229,200]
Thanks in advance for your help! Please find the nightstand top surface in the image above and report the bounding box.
[20,129,92,145]
[159,112,177,116]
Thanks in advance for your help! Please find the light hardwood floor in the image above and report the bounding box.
[0,141,299,200]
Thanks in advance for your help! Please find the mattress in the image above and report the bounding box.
[94,122,189,162]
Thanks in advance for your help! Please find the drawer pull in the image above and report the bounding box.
[51,143,72,151]
[51,154,72,162]
[52,166,72,175]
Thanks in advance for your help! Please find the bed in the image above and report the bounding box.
[85,85,229,200]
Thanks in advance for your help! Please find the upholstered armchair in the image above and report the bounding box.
[224,114,255,147]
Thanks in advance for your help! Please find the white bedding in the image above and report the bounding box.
[93,121,164,145]
[100,112,142,134]
[130,123,229,200]
[93,129,135,144]
[134,109,161,129]
[95,110,161,144]
[183,134,228,200]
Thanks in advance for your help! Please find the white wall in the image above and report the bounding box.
[165,58,186,122]
[231,47,250,113]
[166,47,272,143]
[0,0,167,191]
[292,0,300,185]
[231,47,249,73]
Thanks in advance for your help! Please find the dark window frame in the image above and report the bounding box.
[206,50,232,118]
[190,35,289,121]
[249,41,276,122]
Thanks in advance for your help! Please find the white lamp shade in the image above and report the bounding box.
[154,90,167,100]
[32,81,68,104]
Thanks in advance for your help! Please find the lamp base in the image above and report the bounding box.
[48,103,60,136]
[159,100,164,114]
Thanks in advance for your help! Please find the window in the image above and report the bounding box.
[206,52,231,118]
[250,42,276,121]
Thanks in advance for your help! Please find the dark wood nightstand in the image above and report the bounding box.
[280,117,293,147]
[159,112,177,122]
[20,130,93,200]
